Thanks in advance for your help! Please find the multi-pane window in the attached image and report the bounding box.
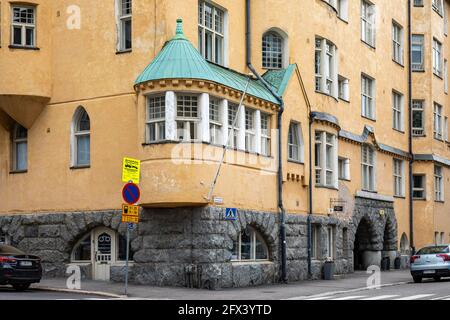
[228,103,239,148]
[315,38,338,97]
[433,38,443,77]
[176,95,199,141]
[11,6,35,47]
[393,159,404,197]
[393,91,404,131]
[12,124,28,172]
[118,0,132,51]
[198,1,225,65]
[262,32,283,69]
[434,102,443,140]
[361,145,375,192]
[245,108,255,152]
[209,97,222,145]
[315,131,336,187]
[412,100,425,136]
[433,0,444,15]
[413,175,426,199]
[73,108,91,166]
[361,0,375,47]
[434,165,444,202]
[288,122,303,162]
[326,226,335,260]
[412,35,424,71]
[414,0,424,6]
[445,60,449,94]
[147,96,166,143]
[361,75,375,119]
[260,113,271,156]
[323,0,349,21]
[392,22,404,64]
[231,226,269,261]
[311,225,319,259]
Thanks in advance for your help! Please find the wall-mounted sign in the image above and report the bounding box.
[122,157,141,184]
[122,182,141,205]
[122,204,139,224]
[225,208,237,221]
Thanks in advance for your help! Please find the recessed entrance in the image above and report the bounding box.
[71,227,133,281]
[353,217,372,270]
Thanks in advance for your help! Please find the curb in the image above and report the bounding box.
[285,281,410,300]
[33,286,126,299]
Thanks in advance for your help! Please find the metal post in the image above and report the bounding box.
[124,224,131,296]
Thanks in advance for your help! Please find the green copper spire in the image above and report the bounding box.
[173,18,187,40]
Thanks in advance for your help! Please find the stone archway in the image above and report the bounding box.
[353,216,378,270]
[382,216,398,267]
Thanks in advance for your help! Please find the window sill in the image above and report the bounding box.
[230,260,272,265]
[394,195,406,199]
[361,40,376,50]
[361,115,376,122]
[116,49,132,55]
[288,159,305,165]
[412,69,425,73]
[315,90,339,102]
[413,134,426,138]
[338,178,351,182]
[70,165,91,170]
[392,59,405,68]
[393,128,405,134]
[9,170,27,175]
[338,97,350,103]
[315,185,339,191]
[435,200,445,204]
[433,72,444,80]
[413,198,427,201]
[8,45,40,50]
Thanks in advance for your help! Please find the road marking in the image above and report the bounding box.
[361,295,400,300]
[330,295,367,300]
[304,295,338,300]
[395,294,435,300]
[431,295,450,300]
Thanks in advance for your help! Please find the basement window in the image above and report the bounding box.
[232,226,269,261]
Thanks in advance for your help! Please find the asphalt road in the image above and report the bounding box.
[289,278,450,300]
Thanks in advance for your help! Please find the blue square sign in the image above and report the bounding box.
[225,208,237,221]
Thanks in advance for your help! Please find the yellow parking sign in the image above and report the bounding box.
[122,204,139,224]
[122,157,141,184]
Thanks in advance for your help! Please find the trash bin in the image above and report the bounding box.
[381,257,390,271]
[323,261,335,280]
[394,257,401,270]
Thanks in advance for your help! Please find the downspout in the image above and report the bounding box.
[308,113,315,277]
[407,0,415,254]
[245,0,287,283]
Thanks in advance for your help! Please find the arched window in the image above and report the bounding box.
[12,123,28,171]
[72,107,91,167]
[232,226,269,261]
[262,31,284,69]
[288,122,304,162]
[72,233,92,261]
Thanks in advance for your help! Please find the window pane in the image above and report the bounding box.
[255,234,268,260]
[77,135,90,165]
[25,27,34,46]
[13,27,22,45]
[240,229,251,260]
[73,235,91,261]
[16,142,27,171]
[124,19,132,50]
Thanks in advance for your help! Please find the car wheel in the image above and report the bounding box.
[413,276,422,283]
[433,276,441,282]
[12,283,30,291]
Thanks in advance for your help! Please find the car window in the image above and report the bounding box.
[417,246,449,255]
[0,245,25,255]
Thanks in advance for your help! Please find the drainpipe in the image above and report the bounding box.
[245,0,287,283]
[407,0,415,254]
[307,112,315,277]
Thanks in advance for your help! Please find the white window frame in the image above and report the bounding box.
[245,108,256,152]
[260,113,271,156]
[11,5,36,47]
[231,226,269,262]
[392,22,404,65]
[198,0,226,66]
[445,59,449,94]
[338,157,350,180]
[413,174,426,200]
[146,95,166,143]
[288,122,304,162]
[71,107,91,167]
[434,165,444,202]
[12,124,28,172]
[315,131,337,188]
[412,35,425,71]
[433,38,443,78]
[325,226,335,260]
[311,225,319,260]
[393,159,405,197]
[338,75,349,101]
[361,0,376,47]
[412,100,425,136]
[361,144,376,192]
[361,74,375,119]
[209,97,222,145]
[433,0,444,16]
[434,102,443,140]
[117,0,132,51]
[176,94,200,142]
[228,103,240,149]
[392,91,404,131]
[315,37,338,98]
[262,31,284,69]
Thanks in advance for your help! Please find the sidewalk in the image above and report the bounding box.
[33,270,413,300]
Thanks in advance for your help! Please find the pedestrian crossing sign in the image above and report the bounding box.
[225,208,237,221]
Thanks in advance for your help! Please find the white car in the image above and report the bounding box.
[410,245,450,283]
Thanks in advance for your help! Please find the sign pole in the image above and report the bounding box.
[124,223,130,296]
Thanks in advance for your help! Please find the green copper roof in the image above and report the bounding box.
[262,64,296,97]
[135,19,279,105]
